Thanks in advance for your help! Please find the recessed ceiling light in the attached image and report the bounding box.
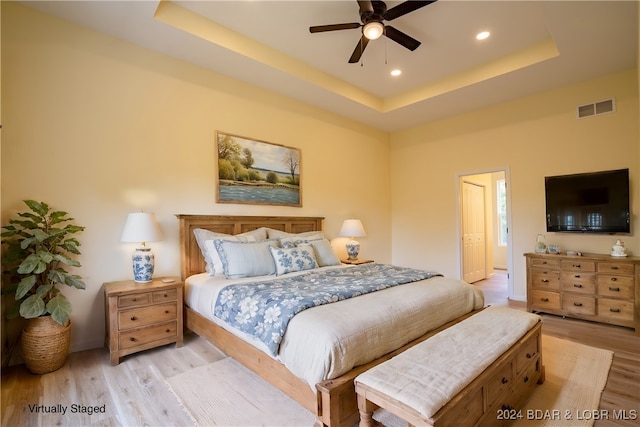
[476,31,490,41]
[390,69,402,77]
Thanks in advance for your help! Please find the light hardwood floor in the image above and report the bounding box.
[1,272,638,426]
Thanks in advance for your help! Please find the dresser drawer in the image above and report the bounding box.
[597,262,634,276]
[530,290,560,310]
[119,321,177,349]
[118,292,151,308]
[118,303,177,330]
[598,299,634,322]
[561,260,595,272]
[562,294,596,316]
[530,258,560,269]
[153,288,177,303]
[597,275,634,299]
[530,270,560,290]
[561,272,595,294]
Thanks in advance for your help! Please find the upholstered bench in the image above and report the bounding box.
[354,306,544,427]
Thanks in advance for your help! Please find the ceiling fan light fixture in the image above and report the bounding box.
[363,22,384,40]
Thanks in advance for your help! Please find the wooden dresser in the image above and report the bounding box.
[104,277,184,365]
[525,252,640,333]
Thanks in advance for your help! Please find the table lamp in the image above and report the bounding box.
[339,219,366,260]
[120,212,162,283]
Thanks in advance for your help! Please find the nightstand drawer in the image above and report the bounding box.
[119,321,177,349]
[118,303,177,330]
[153,288,177,303]
[118,292,151,308]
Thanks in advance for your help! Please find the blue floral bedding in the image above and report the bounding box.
[213,263,441,355]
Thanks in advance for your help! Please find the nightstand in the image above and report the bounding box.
[341,259,374,265]
[104,277,183,365]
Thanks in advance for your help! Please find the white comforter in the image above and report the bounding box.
[185,265,485,390]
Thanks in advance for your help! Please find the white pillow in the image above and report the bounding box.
[214,239,280,279]
[269,244,318,276]
[193,227,267,275]
[266,228,324,240]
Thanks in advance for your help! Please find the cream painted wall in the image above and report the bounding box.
[390,69,639,300]
[1,3,391,353]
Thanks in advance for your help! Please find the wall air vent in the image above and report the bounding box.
[577,98,615,119]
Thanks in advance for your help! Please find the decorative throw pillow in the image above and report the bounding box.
[308,239,341,267]
[213,239,279,279]
[193,227,267,275]
[269,244,318,276]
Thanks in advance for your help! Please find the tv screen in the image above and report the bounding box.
[545,169,630,233]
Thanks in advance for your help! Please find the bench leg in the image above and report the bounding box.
[357,393,383,427]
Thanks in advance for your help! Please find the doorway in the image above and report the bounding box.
[458,170,512,296]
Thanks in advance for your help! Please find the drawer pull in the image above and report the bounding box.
[574,275,581,279]
[573,284,582,288]
[132,298,137,302]
[610,277,618,282]
[502,405,514,411]
[573,264,581,268]
[610,308,621,313]
[163,293,168,297]
[129,337,136,342]
[608,286,620,292]
[501,377,509,384]
[541,279,549,283]
[523,376,530,383]
[165,329,170,333]
[540,297,549,302]
[611,266,619,270]
[165,310,170,314]
[573,302,583,307]
[130,316,137,321]
[526,352,535,359]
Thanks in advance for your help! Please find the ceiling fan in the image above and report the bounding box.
[309,0,437,63]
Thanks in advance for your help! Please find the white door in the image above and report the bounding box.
[462,181,486,283]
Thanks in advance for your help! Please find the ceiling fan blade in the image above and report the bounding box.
[384,0,436,21]
[357,0,374,14]
[310,23,361,33]
[384,26,421,51]
[349,35,370,63]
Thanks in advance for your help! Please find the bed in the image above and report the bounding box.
[177,215,485,427]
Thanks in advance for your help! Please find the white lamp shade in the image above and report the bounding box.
[339,219,366,238]
[120,212,162,244]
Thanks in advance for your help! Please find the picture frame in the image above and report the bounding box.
[215,131,301,207]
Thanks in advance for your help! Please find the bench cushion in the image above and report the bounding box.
[355,306,540,419]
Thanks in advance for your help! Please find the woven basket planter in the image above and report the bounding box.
[21,316,71,374]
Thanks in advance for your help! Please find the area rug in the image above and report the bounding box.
[165,335,613,426]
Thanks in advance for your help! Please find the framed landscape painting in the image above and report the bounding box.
[215,132,301,207]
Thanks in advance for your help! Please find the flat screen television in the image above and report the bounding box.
[545,168,630,233]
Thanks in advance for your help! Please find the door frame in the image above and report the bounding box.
[455,167,514,298]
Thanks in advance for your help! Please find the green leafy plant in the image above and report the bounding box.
[1,200,86,325]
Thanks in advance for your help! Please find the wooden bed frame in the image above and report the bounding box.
[177,214,480,427]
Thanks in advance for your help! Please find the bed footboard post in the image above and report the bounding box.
[316,377,361,427]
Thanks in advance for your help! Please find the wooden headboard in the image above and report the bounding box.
[176,215,324,280]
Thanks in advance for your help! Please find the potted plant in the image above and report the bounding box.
[1,200,86,374]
